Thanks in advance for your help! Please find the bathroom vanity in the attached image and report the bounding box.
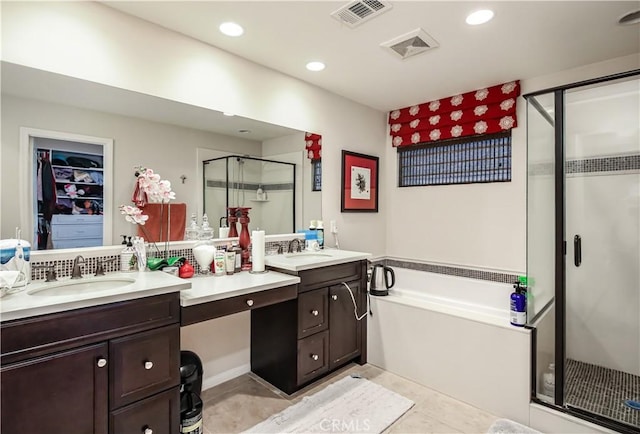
[0,248,370,432]
[0,292,181,434]
[252,252,370,394]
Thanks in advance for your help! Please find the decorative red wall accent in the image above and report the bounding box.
[305,132,322,160]
[388,81,520,147]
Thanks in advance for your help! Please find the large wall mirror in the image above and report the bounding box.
[0,61,322,248]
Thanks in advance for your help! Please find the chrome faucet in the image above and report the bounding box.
[71,255,85,279]
[287,238,302,253]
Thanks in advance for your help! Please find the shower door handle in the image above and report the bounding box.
[574,235,582,267]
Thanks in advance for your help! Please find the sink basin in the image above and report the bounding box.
[284,253,332,259]
[28,276,136,296]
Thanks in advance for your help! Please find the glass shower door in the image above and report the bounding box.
[563,76,640,428]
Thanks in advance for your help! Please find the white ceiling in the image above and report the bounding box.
[102,1,640,112]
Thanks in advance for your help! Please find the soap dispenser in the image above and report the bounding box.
[256,185,264,201]
[120,237,135,272]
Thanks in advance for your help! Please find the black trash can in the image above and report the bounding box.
[180,350,204,434]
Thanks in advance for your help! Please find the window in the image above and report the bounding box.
[312,159,322,191]
[398,132,511,187]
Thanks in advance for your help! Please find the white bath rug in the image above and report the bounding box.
[487,418,541,434]
[243,375,414,433]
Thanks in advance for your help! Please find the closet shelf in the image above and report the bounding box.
[57,195,103,200]
[55,180,100,185]
[52,164,103,171]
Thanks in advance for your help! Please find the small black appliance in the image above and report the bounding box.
[180,350,204,434]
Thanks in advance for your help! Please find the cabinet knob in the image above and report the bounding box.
[144,361,154,370]
[246,299,254,307]
[331,295,338,301]
[143,427,153,434]
[97,358,107,368]
[311,309,319,316]
[311,354,319,361]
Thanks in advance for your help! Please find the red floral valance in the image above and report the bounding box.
[388,81,520,147]
[305,132,322,160]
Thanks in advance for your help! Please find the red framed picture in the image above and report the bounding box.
[341,150,379,213]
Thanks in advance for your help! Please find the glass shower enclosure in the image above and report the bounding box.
[203,156,296,235]
[525,70,639,432]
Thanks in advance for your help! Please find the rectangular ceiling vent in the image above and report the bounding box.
[380,28,439,60]
[331,0,392,28]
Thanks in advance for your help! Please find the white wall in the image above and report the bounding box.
[385,54,639,274]
[0,1,385,391]
[0,0,388,256]
[1,94,259,241]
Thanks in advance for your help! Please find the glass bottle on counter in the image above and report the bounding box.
[185,213,200,240]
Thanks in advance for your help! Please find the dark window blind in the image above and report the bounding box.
[398,132,511,187]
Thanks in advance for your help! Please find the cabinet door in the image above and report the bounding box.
[329,281,363,368]
[0,342,109,434]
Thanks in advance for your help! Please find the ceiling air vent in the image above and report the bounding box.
[331,0,392,28]
[380,28,439,60]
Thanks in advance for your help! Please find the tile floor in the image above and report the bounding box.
[200,363,500,433]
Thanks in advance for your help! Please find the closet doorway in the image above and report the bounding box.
[20,128,113,250]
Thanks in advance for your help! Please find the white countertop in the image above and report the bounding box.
[1,249,369,321]
[264,249,371,272]
[180,271,300,307]
[0,270,190,322]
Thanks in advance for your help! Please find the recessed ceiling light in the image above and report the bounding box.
[466,9,494,25]
[219,22,244,37]
[306,61,326,72]
[223,112,235,117]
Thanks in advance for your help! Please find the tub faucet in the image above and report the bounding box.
[71,255,85,279]
[287,238,301,253]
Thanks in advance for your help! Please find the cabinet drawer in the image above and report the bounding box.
[110,387,180,434]
[297,331,329,386]
[298,288,328,339]
[181,284,297,326]
[110,324,180,409]
[1,293,180,365]
[298,262,362,293]
[52,214,104,225]
[52,223,102,239]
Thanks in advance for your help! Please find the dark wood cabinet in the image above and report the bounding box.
[0,293,181,434]
[0,342,109,434]
[329,281,363,368]
[252,260,367,394]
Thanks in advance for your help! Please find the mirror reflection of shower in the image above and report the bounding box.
[232,157,246,207]
[203,155,295,235]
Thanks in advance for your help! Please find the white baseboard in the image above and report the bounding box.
[201,363,251,392]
